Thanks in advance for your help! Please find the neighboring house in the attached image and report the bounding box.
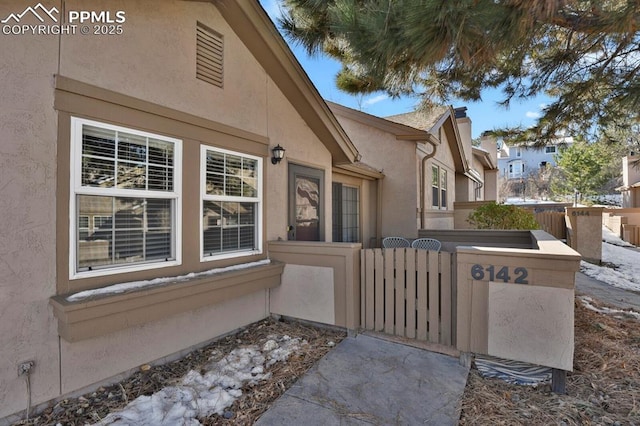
[329,104,497,235]
[617,154,640,207]
[497,137,573,180]
[0,0,380,420]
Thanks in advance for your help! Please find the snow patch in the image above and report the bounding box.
[578,296,640,320]
[67,260,271,302]
[580,242,640,293]
[94,335,305,425]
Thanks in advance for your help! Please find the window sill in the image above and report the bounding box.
[50,261,284,342]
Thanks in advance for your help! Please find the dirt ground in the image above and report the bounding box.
[13,319,346,426]
[459,297,640,425]
[12,294,640,425]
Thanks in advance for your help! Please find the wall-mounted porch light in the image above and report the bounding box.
[271,144,286,164]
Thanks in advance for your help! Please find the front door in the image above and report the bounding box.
[288,164,324,241]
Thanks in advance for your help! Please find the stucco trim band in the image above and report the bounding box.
[54,75,269,156]
[50,261,284,342]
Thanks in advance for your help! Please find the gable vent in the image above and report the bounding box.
[196,22,223,88]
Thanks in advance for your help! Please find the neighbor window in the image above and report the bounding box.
[545,145,556,154]
[201,146,262,260]
[508,161,525,179]
[432,165,448,209]
[70,118,182,278]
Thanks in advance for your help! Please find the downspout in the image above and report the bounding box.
[376,176,383,247]
[419,136,438,229]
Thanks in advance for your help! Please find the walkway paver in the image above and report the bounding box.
[256,333,469,425]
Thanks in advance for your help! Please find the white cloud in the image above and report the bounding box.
[525,111,541,119]
[363,94,389,106]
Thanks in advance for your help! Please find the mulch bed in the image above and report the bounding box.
[13,295,640,425]
[13,318,345,426]
[459,297,640,425]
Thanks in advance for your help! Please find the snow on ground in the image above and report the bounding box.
[579,227,640,293]
[601,226,635,247]
[578,295,640,321]
[94,335,305,426]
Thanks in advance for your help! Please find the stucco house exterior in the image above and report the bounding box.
[617,154,640,207]
[0,0,384,420]
[328,104,497,236]
[0,1,581,423]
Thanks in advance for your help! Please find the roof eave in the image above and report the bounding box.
[327,101,431,142]
[440,107,469,173]
[212,0,359,165]
[472,147,497,170]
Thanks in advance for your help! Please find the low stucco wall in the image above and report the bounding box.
[456,230,580,371]
[603,208,640,233]
[419,229,534,252]
[267,241,361,330]
[566,207,603,263]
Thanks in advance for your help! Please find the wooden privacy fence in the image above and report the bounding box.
[623,224,640,245]
[535,211,566,240]
[360,248,454,346]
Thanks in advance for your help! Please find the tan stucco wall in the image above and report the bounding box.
[0,0,61,417]
[425,131,456,229]
[456,231,580,371]
[0,0,336,419]
[332,171,378,248]
[566,207,603,263]
[623,155,640,188]
[265,80,333,242]
[268,241,361,330]
[334,116,418,238]
[59,290,267,393]
[270,265,335,324]
[455,172,472,203]
[484,169,498,201]
[60,0,268,136]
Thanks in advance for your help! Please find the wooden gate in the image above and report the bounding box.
[360,248,454,346]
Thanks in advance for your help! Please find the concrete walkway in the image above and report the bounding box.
[257,274,639,425]
[256,333,469,425]
[575,271,640,311]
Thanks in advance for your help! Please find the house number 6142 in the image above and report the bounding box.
[470,264,529,284]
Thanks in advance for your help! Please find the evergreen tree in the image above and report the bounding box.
[550,139,618,199]
[280,0,640,144]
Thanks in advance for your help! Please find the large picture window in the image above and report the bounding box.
[201,146,262,260]
[70,118,182,278]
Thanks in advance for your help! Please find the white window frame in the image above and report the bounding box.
[69,117,182,279]
[440,168,448,210]
[508,160,524,179]
[431,165,448,210]
[545,145,556,154]
[200,145,263,262]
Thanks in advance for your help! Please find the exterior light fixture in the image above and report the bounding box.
[271,144,285,164]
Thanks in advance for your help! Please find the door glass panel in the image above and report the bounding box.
[295,175,320,241]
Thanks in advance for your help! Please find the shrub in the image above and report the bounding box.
[467,202,540,230]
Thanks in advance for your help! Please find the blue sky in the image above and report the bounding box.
[260,0,552,139]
